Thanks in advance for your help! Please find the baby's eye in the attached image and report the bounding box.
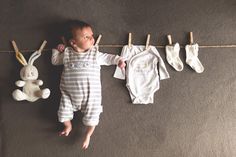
[84,36,89,39]
[84,35,93,40]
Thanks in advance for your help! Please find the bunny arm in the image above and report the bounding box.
[33,80,43,86]
[15,80,26,87]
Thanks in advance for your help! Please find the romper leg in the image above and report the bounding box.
[58,93,74,123]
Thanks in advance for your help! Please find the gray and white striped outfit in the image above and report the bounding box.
[52,46,121,126]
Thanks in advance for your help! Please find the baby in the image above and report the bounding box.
[51,20,125,149]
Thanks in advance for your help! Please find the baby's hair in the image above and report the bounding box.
[65,20,92,40]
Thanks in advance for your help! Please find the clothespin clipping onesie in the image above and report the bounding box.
[128,33,132,48]
[12,40,51,102]
[185,32,204,73]
[145,34,150,50]
[165,35,184,71]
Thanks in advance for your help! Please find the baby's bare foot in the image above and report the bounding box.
[82,136,91,150]
[59,124,72,136]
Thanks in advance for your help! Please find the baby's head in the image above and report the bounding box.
[67,20,95,51]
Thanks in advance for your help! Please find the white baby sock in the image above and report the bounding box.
[185,43,204,73]
[165,43,184,71]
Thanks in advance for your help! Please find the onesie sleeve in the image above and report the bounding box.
[155,49,170,80]
[113,46,129,80]
[51,49,64,65]
[96,51,121,66]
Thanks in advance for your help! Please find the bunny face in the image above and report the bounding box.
[20,65,38,81]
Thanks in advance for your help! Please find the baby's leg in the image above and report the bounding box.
[59,120,72,136]
[82,126,95,149]
[81,104,102,149]
[58,92,74,136]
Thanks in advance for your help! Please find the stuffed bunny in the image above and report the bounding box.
[12,41,50,102]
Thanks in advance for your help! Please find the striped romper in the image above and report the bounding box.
[52,46,121,126]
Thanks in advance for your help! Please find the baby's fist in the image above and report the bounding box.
[118,59,126,69]
[57,44,65,53]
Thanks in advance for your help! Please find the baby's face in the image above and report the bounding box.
[72,27,95,51]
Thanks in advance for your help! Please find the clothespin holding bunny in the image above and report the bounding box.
[12,40,50,102]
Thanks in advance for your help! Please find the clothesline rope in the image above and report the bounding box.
[1,44,236,53]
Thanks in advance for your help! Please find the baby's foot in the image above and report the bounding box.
[82,136,91,150]
[59,125,72,136]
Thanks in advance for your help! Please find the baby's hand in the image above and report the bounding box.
[118,59,126,69]
[57,44,65,53]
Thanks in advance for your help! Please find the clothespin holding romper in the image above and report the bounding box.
[190,32,194,45]
[167,35,172,45]
[128,33,132,48]
[11,40,27,66]
[145,34,150,50]
[61,36,67,46]
[95,34,102,46]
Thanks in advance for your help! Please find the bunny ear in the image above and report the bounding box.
[28,40,47,65]
[28,51,41,65]
[16,52,28,66]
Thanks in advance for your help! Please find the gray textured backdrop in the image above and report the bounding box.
[0,0,236,157]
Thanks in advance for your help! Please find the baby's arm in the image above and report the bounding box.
[51,44,65,65]
[96,51,125,68]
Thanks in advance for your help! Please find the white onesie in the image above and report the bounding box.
[52,46,121,126]
[114,45,170,104]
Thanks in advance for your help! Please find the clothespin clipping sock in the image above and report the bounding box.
[185,32,204,73]
[165,35,183,71]
[167,35,172,45]
[145,34,150,50]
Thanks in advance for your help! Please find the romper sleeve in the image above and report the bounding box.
[96,51,122,66]
[51,49,64,65]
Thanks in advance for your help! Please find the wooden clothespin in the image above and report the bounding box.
[190,32,194,44]
[167,35,172,45]
[128,33,132,48]
[61,36,67,46]
[38,40,47,53]
[95,34,102,46]
[11,40,27,66]
[12,40,19,53]
[145,34,150,50]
